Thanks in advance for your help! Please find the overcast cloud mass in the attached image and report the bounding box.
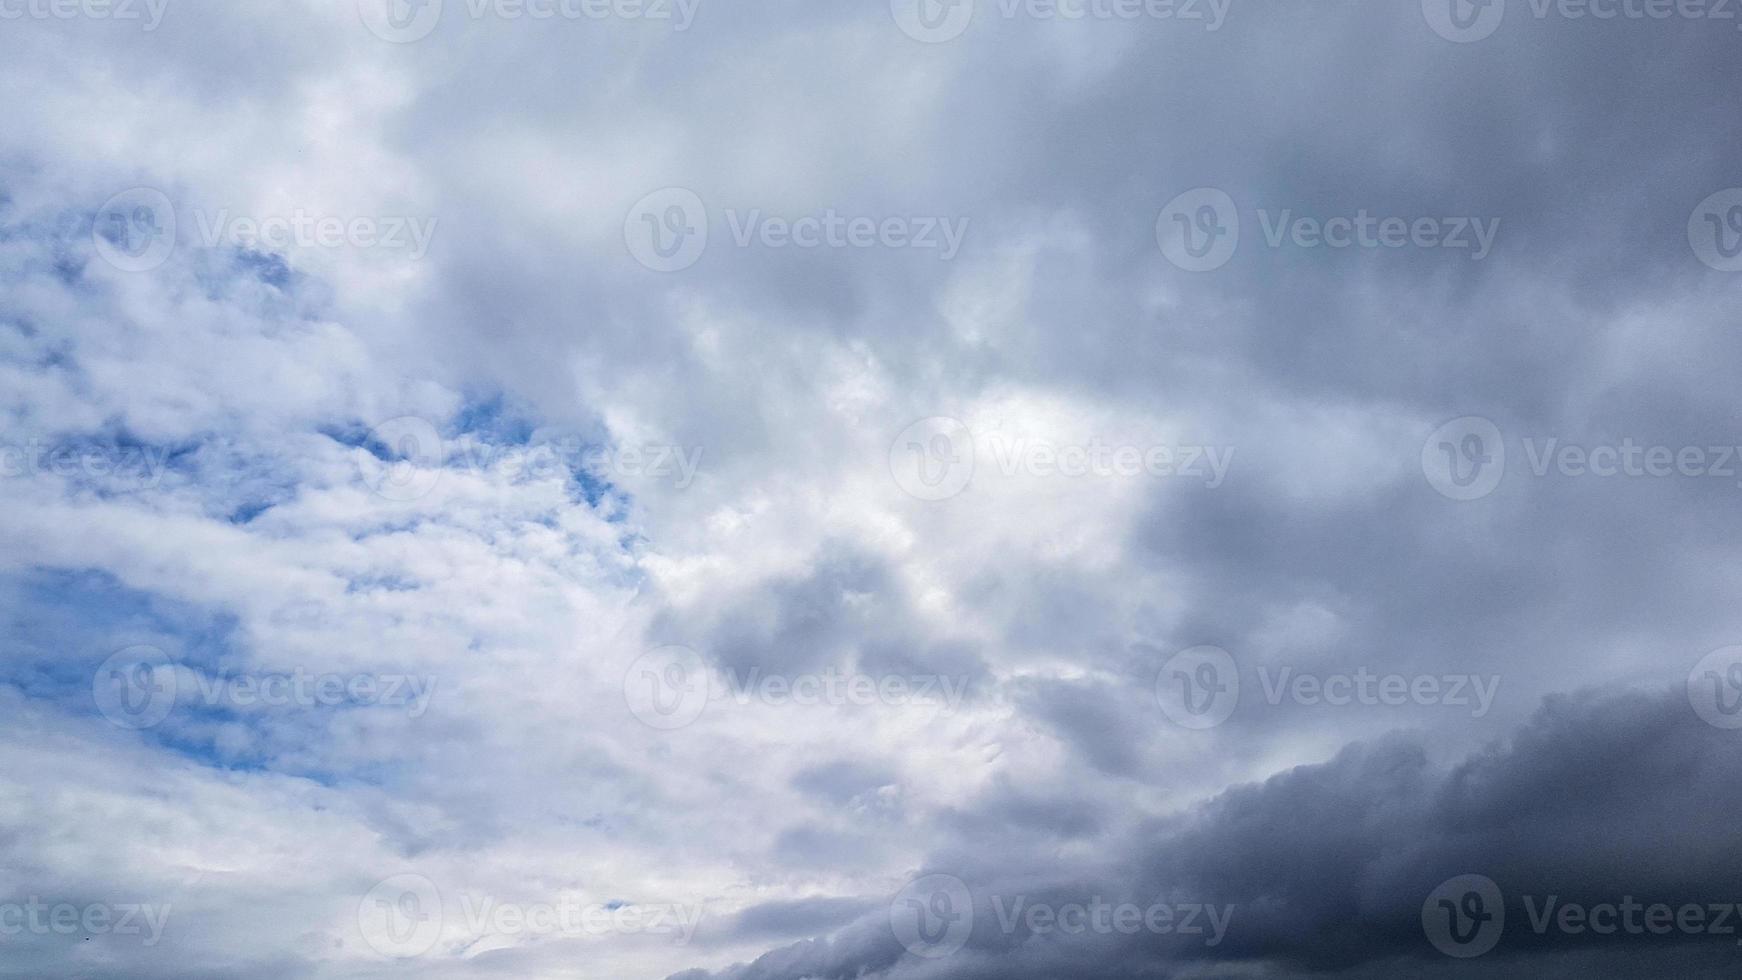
[2,0,1741,976]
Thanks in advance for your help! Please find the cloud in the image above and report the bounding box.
[4,3,1742,978]
[680,687,1742,978]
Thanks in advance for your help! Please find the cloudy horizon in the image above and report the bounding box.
[3,0,1741,976]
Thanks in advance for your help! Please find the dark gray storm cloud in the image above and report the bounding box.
[677,686,1742,977]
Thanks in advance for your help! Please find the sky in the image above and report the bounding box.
[2,0,1742,976]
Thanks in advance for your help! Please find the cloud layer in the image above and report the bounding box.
[2,0,1740,976]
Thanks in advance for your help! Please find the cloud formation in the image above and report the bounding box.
[2,0,1740,977]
